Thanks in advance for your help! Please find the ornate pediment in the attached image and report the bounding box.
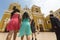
[8,3,21,11]
[31,5,41,13]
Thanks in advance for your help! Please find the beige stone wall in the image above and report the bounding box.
[0,11,11,31]
[31,5,46,31]
[45,16,52,30]
[53,9,60,20]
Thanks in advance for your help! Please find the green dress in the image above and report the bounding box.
[18,18,32,37]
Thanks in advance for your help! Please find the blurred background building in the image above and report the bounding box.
[0,3,60,32]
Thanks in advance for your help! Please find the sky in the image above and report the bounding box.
[0,0,60,20]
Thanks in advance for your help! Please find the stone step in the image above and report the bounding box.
[0,32,57,40]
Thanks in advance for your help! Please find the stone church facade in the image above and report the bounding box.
[0,3,60,32]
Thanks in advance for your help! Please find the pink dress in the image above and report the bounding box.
[7,13,21,31]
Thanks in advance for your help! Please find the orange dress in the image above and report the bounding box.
[7,13,21,31]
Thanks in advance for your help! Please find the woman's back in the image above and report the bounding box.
[11,13,19,19]
[22,18,30,22]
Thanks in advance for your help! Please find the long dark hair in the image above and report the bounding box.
[11,7,20,18]
[22,12,30,21]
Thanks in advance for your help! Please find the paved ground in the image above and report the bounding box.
[0,32,57,40]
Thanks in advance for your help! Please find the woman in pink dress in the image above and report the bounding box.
[6,8,21,40]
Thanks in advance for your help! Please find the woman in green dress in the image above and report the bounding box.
[18,12,32,40]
